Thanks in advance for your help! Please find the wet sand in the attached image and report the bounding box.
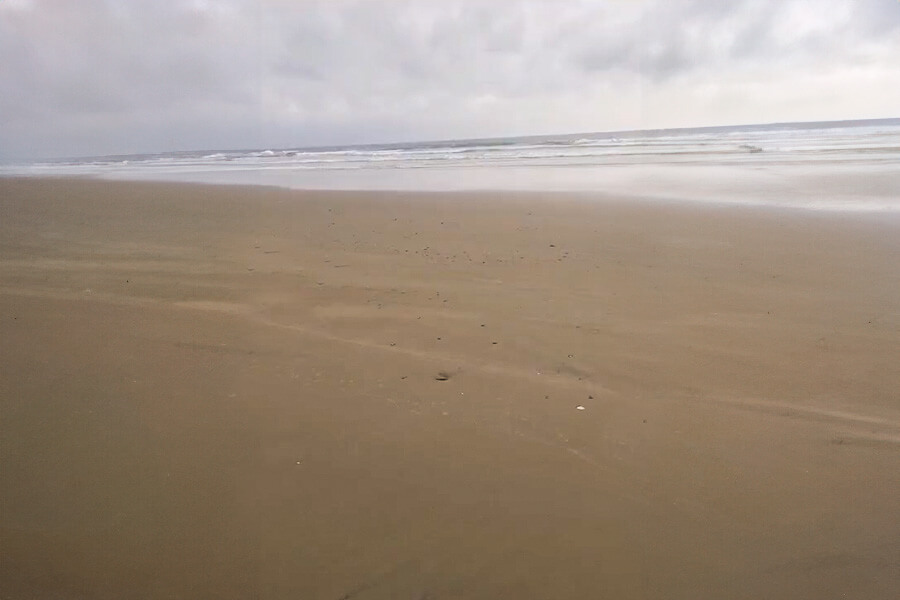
[2,177,899,599]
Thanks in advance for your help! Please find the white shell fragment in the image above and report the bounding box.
[576,405,586,410]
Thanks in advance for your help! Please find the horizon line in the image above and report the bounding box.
[6,115,899,164]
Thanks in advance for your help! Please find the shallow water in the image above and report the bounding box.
[3,118,899,211]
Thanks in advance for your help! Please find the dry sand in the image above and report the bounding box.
[2,177,899,599]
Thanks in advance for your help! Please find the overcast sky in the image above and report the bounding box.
[1,0,898,159]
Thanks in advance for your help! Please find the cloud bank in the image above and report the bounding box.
[1,0,898,159]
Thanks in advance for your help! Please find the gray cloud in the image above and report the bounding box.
[1,0,898,159]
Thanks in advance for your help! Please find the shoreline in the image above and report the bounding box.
[4,171,900,217]
[4,143,900,214]
[2,177,899,599]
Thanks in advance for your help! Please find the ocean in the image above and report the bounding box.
[3,118,899,211]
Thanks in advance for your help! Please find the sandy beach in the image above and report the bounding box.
[2,177,899,599]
